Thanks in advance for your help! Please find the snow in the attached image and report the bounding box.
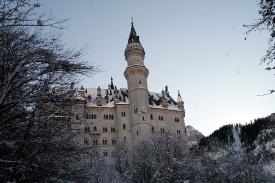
[185,125,204,146]
[231,127,242,153]
[150,105,180,111]
[264,161,275,176]
[73,86,181,110]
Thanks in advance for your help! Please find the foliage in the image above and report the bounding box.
[245,0,275,94]
[0,0,96,182]
[132,134,187,183]
[241,117,274,145]
[245,0,275,64]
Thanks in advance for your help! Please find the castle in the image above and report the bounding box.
[68,22,186,157]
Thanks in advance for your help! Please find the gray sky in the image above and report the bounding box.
[44,0,274,135]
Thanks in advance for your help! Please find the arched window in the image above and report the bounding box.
[151,126,155,133]
[112,138,117,145]
[84,138,89,145]
[103,138,108,145]
[103,151,108,157]
[150,114,153,120]
[103,127,108,132]
[84,126,90,132]
[93,126,97,131]
[136,131,139,136]
[123,124,126,130]
[123,136,126,142]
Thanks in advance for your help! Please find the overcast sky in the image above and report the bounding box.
[44,0,274,135]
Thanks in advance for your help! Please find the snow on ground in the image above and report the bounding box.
[264,161,275,176]
[231,127,242,154]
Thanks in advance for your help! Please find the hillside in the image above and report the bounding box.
[195,113,275,178]
[185,125,204,146]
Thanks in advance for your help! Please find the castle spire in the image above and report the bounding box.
[110,76,114,89]
[124,19,145,64]
[128,18,140,44]
[177,90,183,102]
[177,90,184,112]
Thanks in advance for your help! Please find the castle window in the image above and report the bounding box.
[177,130,181,134]
[139,80,142,84]
[160,128,165,133]
[112,138,117,145]
[134,107,138,113]
[84,138,89,145]
[87,113,97,119]
[104,114,108,120]
[121,112,126,117]
[150,114,153,120]
[93,140,98,145]
[103,139,108,145]
[123,136,126,142]
[142,116,145,121]
[76,114,79,120]
[175,117,180,122]
[84,126,90,132]
[103,127,108,132]
[159,115,164,121]
[93,126,97,131]
[92,114,97,119]
[151,127,155,133]
[136,131,139,136]
[123,124,126,130]
[103,151,108,157]
[111,127,116,132]
[109,114,114,120]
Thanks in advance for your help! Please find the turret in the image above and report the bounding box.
[96,86,103,106]
[68,82,75,97]
[79,85,85,97]
[114,86,119,104]
[124,21,145,66]
[161,90,168,108]
[124,20,150,145]
[177,90,185,112]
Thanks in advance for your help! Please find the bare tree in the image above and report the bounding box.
[0,0,97,182]
[112,142,132,181]
[132,134,187,183]
[245,0,275,95]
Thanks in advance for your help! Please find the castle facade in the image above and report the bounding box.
[68,22,186,157]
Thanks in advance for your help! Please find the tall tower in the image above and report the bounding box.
[124,21,150,143]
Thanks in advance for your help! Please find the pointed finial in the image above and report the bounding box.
[110,76,114,89]
[161,90,165,97]
[131,17,133,25]
[177,90,183,102]
[97,86,101,96]
[165,85,168,92]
